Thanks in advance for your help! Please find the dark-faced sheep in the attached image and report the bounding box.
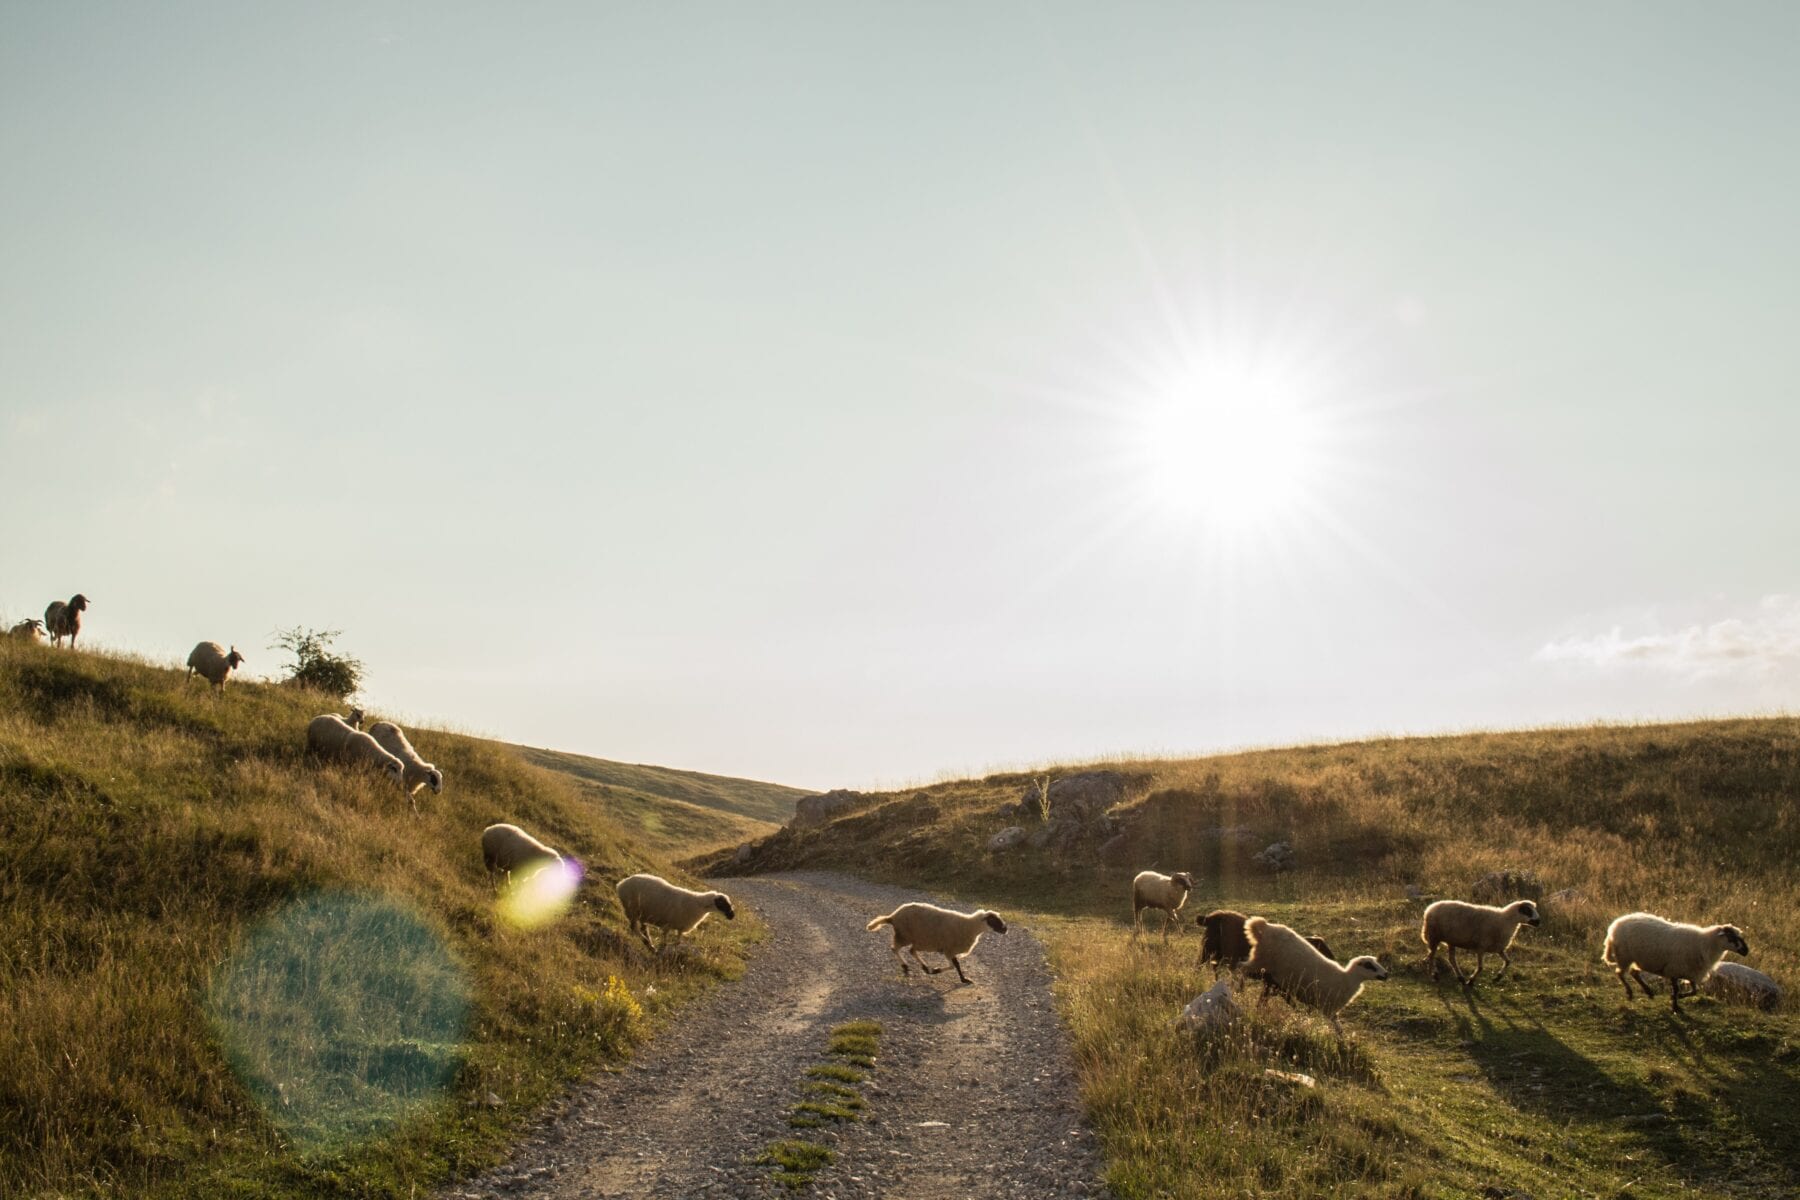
[867,901,1006,985]
[44,594,88,648]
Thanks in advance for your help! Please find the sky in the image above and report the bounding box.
[5,3,1800,791]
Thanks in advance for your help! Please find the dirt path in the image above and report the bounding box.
[446,872,1108,1199]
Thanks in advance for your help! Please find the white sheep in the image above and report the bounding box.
[7,618,44,642]
[1421,898,1542,987]
[480,822,564,884]
[1243,916,1389,1038]
[1603,911,1750,1013]
[305,713,406,788]
[1131,870,1194,942]
[43,593,88,648]
[1705,962,1782,1011]
[367,720,444,798]
[866,901,1007,985]
[615,873,735,953]
[185,642,246,690]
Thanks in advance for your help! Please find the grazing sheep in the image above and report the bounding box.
[1199,909,1336,974]
[346,706,364,730]
[1131,870,1194,942]
[480,822,563,884]
[1705,962,1782,1011]
[1243,916,1388,1038]
[305,713,406,788]
[7,619,44,642]
[615,873,735,953]
[185,642,246,690]
[867,901,1007,985]
[1421,898,1542,987]
[1603,912,1750,1013]
[43,594,88,648]
[367,720,444,798]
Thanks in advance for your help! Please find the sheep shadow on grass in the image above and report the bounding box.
[1438,988,1799,1192]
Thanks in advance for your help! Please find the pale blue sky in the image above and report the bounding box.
[6,4,1799,789]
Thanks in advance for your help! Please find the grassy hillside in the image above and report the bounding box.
[523,754,781,858]
[511,744,805,829]
[0,640,758,1200]
[704,720,1800,1199]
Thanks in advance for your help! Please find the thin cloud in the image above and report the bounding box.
[1536,595,1800,678]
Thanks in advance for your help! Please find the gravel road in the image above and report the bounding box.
[446,871,1109,1199]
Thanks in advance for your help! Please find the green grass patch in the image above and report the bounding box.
[756,1138,835,1189]
[805,1063,867,1084]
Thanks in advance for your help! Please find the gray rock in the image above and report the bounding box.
[1098,833,1131,863]
[733,842,754,864]
[791,788,874,828]
[988,826,1028,852]
[1043,771,1128,822]
[1471,869,1543,903]
[1253,841,1295,872]
[1706,962,1782,1010]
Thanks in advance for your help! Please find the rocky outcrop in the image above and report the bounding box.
[790,789,876,829]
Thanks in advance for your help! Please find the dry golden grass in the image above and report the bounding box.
[0,640,759,1199]
[713,720,1800,1198]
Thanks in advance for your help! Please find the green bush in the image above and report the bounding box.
[270,627,365,700]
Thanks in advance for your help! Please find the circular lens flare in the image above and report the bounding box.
[496,858,584,930]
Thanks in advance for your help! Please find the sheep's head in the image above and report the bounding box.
[1304,935,1337,962]
[70,594,89,611]
[381,760,404,785]
[712,894,736,920]
[1715,925,1750,957]
[1346,956,1389,982]
[226,646,246,668]
[982,911,1008,934]
[1171,872,1194,892]
[1510,900,1542,927]
[426,768,444,794]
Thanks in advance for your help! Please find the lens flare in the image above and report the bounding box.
[206,892,471,1153]
[496,858,584,930]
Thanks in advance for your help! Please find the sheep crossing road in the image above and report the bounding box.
[448,872,1108,1200]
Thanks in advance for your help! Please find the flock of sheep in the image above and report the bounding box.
[481,816,1005,982]
[14,592,1777,1031]
[1130,868,1773,1037]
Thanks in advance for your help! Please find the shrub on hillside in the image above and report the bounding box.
[271,627,365,700]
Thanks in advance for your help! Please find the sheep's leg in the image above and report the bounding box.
[1329,1015,1345,1039]
[888,941,910,977]
[1131,905,1143,940]
[1463,953,1484,988]
[1670,978,1685,1014]
[948,953,971,984]
[1629,968,1658,998]
[1160,911,1173,943]
[908,946,942,975]
[1425,941,1441,980]
[1257,979,1273,1008]
[1495,948,1511,981]
[1447,946,1469,985]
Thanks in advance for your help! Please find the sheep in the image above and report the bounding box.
[1421,898,1542,987]
[1603,911,1750,1014]
[366,720,444,799]
[1198,909,1336,975]
[346,706,365,730]
[43,594,88,648]
[480,822,564,884]
[7,619,44,642]
[1243,915,1388,1038]
[866,901,1007,985]
[185,642,246,690]
[615,873,734,953]
[305,713,406,788]
[1131,870,1194,942]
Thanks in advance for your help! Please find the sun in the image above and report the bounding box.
[1127,357,1326,534]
